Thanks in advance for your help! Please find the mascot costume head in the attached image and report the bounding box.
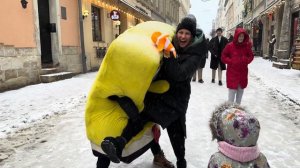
[85,21,175,163]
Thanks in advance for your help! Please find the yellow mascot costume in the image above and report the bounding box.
[85,21,175,163]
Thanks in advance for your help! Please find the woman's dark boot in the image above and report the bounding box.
[176,159,187,168]
[101,136,127,163]
[96,155,110,168]
[92,150,111,168]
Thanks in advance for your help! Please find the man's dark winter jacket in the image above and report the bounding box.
[209,36,228,70]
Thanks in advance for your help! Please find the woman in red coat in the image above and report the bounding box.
[221,28,254,104]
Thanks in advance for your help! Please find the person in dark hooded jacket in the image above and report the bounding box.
[192,37,209,83]
[100,15,207,168]
[221,28,254,105]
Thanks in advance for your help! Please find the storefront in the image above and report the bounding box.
[290,1,300,49]
[291,12,299,46]
[258,0,284,58]
[81,0,151,70]
[252,19,263,54]
[290,2,300,70]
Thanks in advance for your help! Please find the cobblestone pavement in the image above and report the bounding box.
[1,67,299,168]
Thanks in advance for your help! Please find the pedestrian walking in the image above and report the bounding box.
[192,37,209,83]
[101,15,207,168]
[208,103,270,168]
[221,28,254,105]
[209,28,228,86]
[268,34,276,61]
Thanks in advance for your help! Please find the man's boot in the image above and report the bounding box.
[101,136,127,163]
[153,150,175,168]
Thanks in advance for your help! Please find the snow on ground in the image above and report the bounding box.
[249,57,300,125]
[0,72,96,138]
[249,57,300,104]
[0,57,300,167]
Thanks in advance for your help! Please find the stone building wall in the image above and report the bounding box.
[0,44,41,92]
[60,46,82,73]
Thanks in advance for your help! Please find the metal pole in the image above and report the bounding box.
[78,0,87,73]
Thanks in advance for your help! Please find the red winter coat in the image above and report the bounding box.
[221,28,254,89]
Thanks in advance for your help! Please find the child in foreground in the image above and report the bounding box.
[208,103,270,168]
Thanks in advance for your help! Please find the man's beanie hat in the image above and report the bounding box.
[176,14,197,37]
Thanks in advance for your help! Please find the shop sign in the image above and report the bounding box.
[110,10,120,21]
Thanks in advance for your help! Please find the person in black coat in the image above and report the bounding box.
[192,37,209,83]
[228,33,233,42]
[268,34,276,61]
[100,15,207,168]
[209,28,228,86]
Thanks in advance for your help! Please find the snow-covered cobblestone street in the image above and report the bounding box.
[0,58,299,168]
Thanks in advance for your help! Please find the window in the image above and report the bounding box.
[61,6,67,20]
[92,6,102,41]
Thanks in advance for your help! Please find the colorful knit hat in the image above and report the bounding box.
[209,103,260,147]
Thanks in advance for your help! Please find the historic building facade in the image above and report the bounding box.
[224,0,235,35]
[179,0,191,21]
[214,0,299,69]
[81,0,152,71]
[214,0,244,37]
[81,0,182,71]
[0,0,82,91]
[214,0,226,33]
[0,0,187,92]
[136,0,181,25]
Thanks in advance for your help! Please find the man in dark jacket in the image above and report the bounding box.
[101,15,207,168]
[228,33,233,42]
[192,37,209,83]
[268,34,276,61]
[209,28,228,86]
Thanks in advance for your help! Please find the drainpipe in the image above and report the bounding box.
[78,0,87,73]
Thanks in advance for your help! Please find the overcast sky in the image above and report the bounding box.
[189,0,219,38]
